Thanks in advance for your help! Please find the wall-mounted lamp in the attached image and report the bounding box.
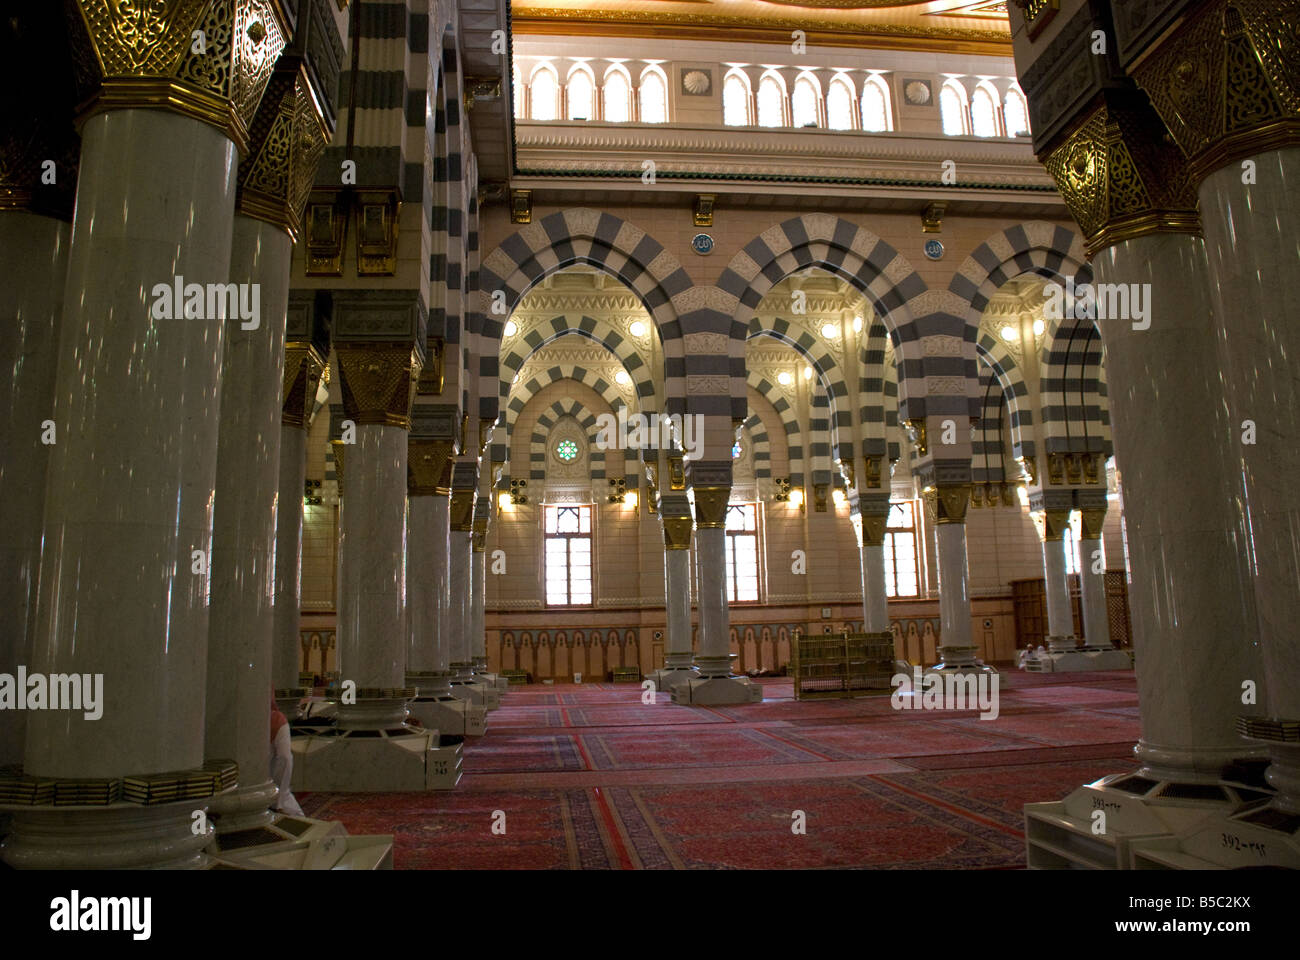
[510,478,529,504]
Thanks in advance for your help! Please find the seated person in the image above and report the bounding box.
[270,697,304,817]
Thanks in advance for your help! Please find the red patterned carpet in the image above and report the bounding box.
[298,670,1140,869]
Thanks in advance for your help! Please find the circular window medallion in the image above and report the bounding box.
[924,239,945,261]
[691,233,714,256]
[555,439,579,462]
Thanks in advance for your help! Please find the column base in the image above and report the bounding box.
[406,671,453,699]
[449,677,501,711]
[1024,765,1274,870]
[929,646,998,675]
[1046,634,1080,653]
[207,813,395,870]
[0,795,213,870]
[671,676,763,705]
[290,724,454,792]
[1026,648,1133,673]
[208,779,279,834]
[470,658,509,693]
[646,665,698,697]
[408,696,487,738]
[275,688,308,719]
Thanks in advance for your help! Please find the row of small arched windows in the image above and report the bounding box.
[514,62,1030,139]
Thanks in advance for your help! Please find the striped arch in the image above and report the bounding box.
[808,381,835,486]
[499,317,655,411]
[948,222,1091,418]
[1039,315,1112,457]
[716,215,931,424]
[973,365,1011,486]
[747,373,803,484]
[531,400,606,482]
[975,336,1034,465]
[748,321,854,464]
[742,415,772,479]
[504,365,640,483]
[858,317,901,464]
[478,209,690,425]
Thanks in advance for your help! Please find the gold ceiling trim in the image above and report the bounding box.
[513,10,1011,54]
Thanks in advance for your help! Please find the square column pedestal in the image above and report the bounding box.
[1026,638,1133,673]
[408,671,486,740]
[670,655,762,704]
[289,692,463,792]
[647,652,698,696]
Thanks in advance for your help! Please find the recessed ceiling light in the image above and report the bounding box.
[803,366,814,380]
[777,372,793,386]
[1000,325,1017,342]
[615,370,631,385]
[630,321,646,337]
[504,320,518,336]
[821,323,838,339]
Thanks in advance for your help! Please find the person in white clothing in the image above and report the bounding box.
[270,696,304,817]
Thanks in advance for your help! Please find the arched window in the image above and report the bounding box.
[603,65,631,122]
[826,74,854,130]
[757,72,785,128]
[566,65,594,121]
[971,82,1001,137]
[529,63,558,121]
[861,75,892,132]
[639,66,668,123]
[1004,85,1030,137]
[939,80,968,136]
[792,73,820,127]
[723,70,751,126]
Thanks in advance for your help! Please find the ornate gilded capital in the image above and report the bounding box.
[1033,508,1072,542]
[860,514,888,547]
[1043,92,1202,257]
[862,455,884,490]
[281,343,325,428]
[471,531,486,552]
[662,515,693,550]
[236,63,329,241]
[408,439,455,496]
[1131,0,1300,186]
[1079,508,1107,541]
[692,486,730,529]
[449,488,476,532]
[335,343,421,428]
[417,337,445,395]
[65,0,289,155]
[923,484,970,525]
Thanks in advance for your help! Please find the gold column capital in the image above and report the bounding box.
[335,343,422,429]
[236,64,330,241]
[662,515,693,550]
[417,337,445,395]
[1042,92,1201,258]
[1032,508,1072,542]
[1079,508,1107,541]
[860,514,887,547]
[1130,0,1300,187]
[408,439,455,496]
[692,486,730,529]
[65,0,290,155]
[923,484,970,525]
[330,438,346,495]
[449,488,476,531]
[281,343,325,428]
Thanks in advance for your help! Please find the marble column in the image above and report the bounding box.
[1036,508,1076,650]
[448,482,477,680]
[406,440,454,679]
[1077,506,1112,649]
[204,214,292,830]
[272,342,325,690]
[7,1,288,869]
[692,487,732,679]
[0,211,70,771]
[927,485,991,673]
[470,533,487,671]
[659,512,696,682]
[854,489,891,633]
[333,345,420,727]
[1091,234,1264,778]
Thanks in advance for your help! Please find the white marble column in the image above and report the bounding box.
[1078,510,1112,649]
[0,211,69,770]
[1200,147,1300,806]
[1039,521,1075,650]
[447,485,474,679]
[693,527,732,677]
[932,519,980,670]
[336,425,409,700]
[10,108,239,869]
[663,533,694,673]
[855,498,890,633]
[273,423,308,689]
[430,494,452,680]
[470,540,487,669]
[407,494,438,675]
[205,215,291,829]
[1092,233,1265,779]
